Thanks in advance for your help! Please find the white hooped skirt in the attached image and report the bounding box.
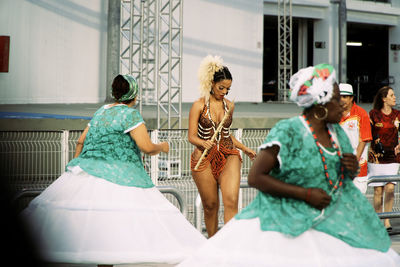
[368,163,400,187]
[352,176,368,194]
[21,166,206,265]
[178,217,400,267]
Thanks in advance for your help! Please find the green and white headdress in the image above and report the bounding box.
[289,63,336,108]
[118,74,139,102]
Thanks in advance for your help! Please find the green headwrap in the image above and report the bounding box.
[118,74,139,102]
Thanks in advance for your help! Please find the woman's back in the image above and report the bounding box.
[83,104,142,161]
[67,104,152,187]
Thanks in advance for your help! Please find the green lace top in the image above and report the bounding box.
[66,104,154,188]
[236,116,391,252]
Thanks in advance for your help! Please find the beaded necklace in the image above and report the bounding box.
[206,99,230,150]
[303,115,344,190]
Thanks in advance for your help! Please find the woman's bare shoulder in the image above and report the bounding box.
[192,97,206,110]
[224,98,235,111]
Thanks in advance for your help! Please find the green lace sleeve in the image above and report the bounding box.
[122,108,145,133]
[260,119,295,174]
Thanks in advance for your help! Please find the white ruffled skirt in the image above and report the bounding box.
[21,166,205,265]
[178,217,400,267]
[368,163,399,187]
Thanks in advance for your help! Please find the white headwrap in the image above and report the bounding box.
[289,63,337,108]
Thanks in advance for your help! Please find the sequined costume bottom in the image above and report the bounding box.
[190,144,242,179]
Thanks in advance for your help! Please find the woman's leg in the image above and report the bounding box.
[219,155,241,224]
[192,160,219,238]
[373,186,384,213]
[383,183,395,228]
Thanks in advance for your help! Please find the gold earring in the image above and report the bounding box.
[314,105,328,121]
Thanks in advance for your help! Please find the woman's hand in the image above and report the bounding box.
[395,144,400,155]
[341,153,359,178]
[130,124,169,156]
[243,147,256,160]
[160,142,169,153]
[305,188,331,210]
[202,140,215,150]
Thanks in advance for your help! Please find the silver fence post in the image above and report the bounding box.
[150,129,159,185]
[368,175,400,219]
[14,186,188,217]
[235,128,244,211]
[61,130,69,171]
[195,194,203,232]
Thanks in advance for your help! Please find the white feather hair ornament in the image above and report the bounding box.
[197,55,224,101]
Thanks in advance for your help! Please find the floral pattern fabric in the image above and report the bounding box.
[289,63,336,108]
[67,104,154,188]
[236,116,391,252]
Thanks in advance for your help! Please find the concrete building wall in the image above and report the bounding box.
[0,0,108,104]
[182,0,263,103]
[2,0,400,104]
[0,0,263,104]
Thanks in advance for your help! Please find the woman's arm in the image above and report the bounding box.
[355,141,367,161]
[129,123,169,155]
[74,126,90,158]
[248,146,331,210]
[341,153,360,179]
[188,99,214,150]
[231,135,256,160]
[226,100,256,159]
[396,112,400,155]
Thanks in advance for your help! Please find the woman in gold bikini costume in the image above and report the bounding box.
[188,55,256,237]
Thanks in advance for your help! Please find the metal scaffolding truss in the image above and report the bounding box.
[119,0,183,129]
[157,0,183,129]
[277,0,292,102]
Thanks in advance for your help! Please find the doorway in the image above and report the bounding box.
[263,16,312,102]
[346,23,389,103]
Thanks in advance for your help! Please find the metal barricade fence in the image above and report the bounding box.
[0,128,270,228]
[0,131,64,191]
[6,130,400,230]
[194,180,258,232]
[367,175,400,219]
[12,186,188,217]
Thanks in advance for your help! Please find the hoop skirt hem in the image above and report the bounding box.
[178,217,400,267]
[21,166,206,264]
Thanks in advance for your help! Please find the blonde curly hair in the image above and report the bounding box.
[197,55,224,102]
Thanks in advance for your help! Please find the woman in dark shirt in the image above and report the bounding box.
[368,86,400,231]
